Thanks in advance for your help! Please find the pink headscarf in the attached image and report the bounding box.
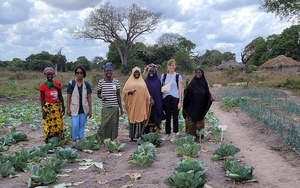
[43,67,55,75]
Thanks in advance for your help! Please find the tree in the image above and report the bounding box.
[25,51,55,71]
[53,47,67,72]
[157,33,182,47]
[74,56,91,70]
[261,0,300,23]
[72,3,162,65]
[199,50,223,67]
[242,37,267,64]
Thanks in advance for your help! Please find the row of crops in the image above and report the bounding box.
[220,87,300,154]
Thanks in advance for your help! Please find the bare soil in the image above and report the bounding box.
[1,87,300,188]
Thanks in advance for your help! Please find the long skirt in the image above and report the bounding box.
[43,100,64,143]
[129,121,144,141]
[185,115,205,140]
[97,107,119,142]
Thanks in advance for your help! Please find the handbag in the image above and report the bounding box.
[161,82,171,93]
[161,74,175,93]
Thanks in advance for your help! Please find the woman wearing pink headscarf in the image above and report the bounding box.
[39,67,65,143]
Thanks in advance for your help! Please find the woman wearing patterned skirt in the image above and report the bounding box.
[123,67,152,141]
[39,67,65,143]
[97,63,123,142]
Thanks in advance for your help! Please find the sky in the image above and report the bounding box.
[0,0,293,62]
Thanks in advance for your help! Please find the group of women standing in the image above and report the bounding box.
[39,65,92,143]
[39,59,213,144]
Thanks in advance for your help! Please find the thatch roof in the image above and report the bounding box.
[217,60,246,70]
[261,55,300,68]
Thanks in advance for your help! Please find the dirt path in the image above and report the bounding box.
[210,93,300,187]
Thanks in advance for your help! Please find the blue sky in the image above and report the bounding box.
[0,0,292,62]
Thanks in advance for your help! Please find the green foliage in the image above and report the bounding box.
[225,165,257,182]
[209,125,222,142]
[175,158,207,175]
[164,170,207,188]
[128,142,156,166]
[120,58,145,75]
[48,137,67,148]
[30,144,52,158]
[221,96,252,112]
[173,51,196,73]
[221,158,238,171]
[7,154,29,172]
[212,143,241,161]
[55,147,79,163]
[171,134,195,146]
[0,161,16,178]
[28,165,58,186]
[175,143,201,158]
[137,133,162,147]
[277,77,300,89]
[164,158,207,188]
[73,138,100,151]
[261,0,300,23]
[14,147,36,163]
[104,139,126,153]
[40,158,66,173]
[221,87,300,153]
[74,56,91,70]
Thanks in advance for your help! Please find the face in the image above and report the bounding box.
[105,68,113,78]
[195,70,203,79]
[45,72,54,81]
[148,69,155,77]
[167,63,176,72]
[75,68,84,78]
[133,70,140,79]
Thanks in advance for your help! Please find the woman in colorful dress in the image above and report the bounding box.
[96,63,123,142]
[39,67,65,143]
[67,64,92,142]
[123,67,152,141]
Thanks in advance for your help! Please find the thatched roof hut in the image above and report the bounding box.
[260,55,300,73]
[217,60,246,70]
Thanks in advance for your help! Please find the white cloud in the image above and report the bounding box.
[0,0,293,62]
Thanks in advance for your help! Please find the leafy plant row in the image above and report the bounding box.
[212,143,258,183]
[221,87,300,153]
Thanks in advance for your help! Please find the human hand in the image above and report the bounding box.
[42,110,46,119]
[120,109,124,116]
[185,77,190,85]
[67,109,71,116]
[128,90,136,95]
[88,111,92,118]
[177,103,182,110]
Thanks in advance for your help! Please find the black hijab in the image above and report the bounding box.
[183,68,212,121]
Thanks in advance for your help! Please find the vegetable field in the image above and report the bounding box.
[0,86,300,188]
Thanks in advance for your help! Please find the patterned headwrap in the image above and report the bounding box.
[43,67,55,75]
[144,63,158,74]
[102,62,114,72]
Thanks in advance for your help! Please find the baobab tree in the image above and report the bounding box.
[72,3,163,65]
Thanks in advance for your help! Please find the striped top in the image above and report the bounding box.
[97,78,120,108]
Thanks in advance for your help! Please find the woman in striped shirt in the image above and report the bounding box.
[96,63,123,142]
